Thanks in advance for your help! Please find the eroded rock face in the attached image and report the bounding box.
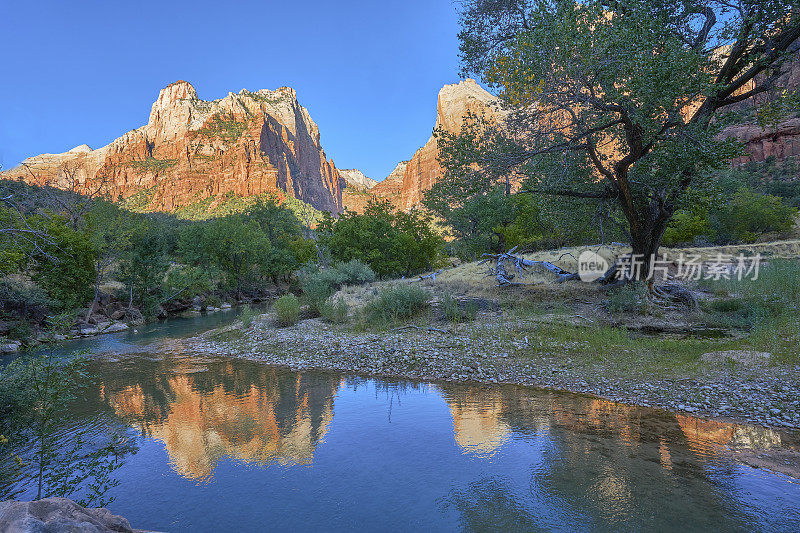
[1,81,343,213]
[0,498,137,532]
[721,54,800,167]
[342,161,407,213]
[725,118,800,165]
[398,79,500,211]
[371,160,407,208]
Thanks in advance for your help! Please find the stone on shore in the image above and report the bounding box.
[0,498,138,533]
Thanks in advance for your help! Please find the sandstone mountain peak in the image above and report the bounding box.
[3,81,343,214]
[338,169,377,191]
[339,79,501,213]
[395,79,501,210]
[435,79,498,134]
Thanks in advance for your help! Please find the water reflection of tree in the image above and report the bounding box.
[93,358,341,480]
[438,384,787,530]
[440,476,547,532]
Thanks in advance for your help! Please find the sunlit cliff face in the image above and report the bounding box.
[441,385,792,469]
[445,387,511,457]
[103,366,339,481]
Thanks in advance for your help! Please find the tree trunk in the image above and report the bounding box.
[628,197,672,281]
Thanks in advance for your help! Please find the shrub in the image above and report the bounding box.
[316,199,443,278]
[273,294,300,326]
[335,260,376,285]
[299,269,341,316]
[662,211,712,246]
[239,305,256,328]
[712,189,796,243]
[32,217,97,311]
[0,280,52,321]
[320,296,349,323]
[605,284,650,314]
[441,293,478,322]
[365,285,432,322]
[701,259,800,328]
[299,261,375,316]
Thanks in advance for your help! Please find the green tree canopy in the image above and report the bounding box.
[317,199,443,278]
[440,0,800,279]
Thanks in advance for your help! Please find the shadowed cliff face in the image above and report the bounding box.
[1,81,343,214]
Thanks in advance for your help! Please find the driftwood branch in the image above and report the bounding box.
[392,324,450,334]
[480,246,582,285]
[409,270,441,282]
[481,246,621,286]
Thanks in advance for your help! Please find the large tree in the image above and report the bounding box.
[439,0,799,280]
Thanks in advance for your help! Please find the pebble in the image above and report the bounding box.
[191,316,800,432]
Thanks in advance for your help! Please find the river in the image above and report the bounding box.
[2,310,799,532]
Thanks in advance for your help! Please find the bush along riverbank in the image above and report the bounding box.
[188,253,800,433]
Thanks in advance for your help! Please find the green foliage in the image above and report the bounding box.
[164,265,214,301]
[703,259,800,320]
[31,216,97,311]
[298,260,375,316]
[711,189,796,243]
[0,280,52,324]
[426,185,564,257]
[317,199,443,278]
[320,296,349,324]
[0,207,28,274]
[169,191,324,225]
[730,157,800,208]
[663,179,797,246]
[365,285,432,323]
[273,294,300,326]
[662,211,713,246]
[118,222,169,313]
[700,260,800,346]
[0,342,133,506]
[245,199,311,281]
[194,113,248,142]
[300,271,339,316]
[178,216,271,294]
[446,0,798,276]
[334,259,377,285]
[238,305,256,328]
[441,293,478,322]
[605,284,651,315]
[118,186,157,212]
[127,157,177,173]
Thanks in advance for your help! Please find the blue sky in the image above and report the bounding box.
[0,0,464,179]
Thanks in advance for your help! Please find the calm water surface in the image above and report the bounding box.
[2,314,799,532]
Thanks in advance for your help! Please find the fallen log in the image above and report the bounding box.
[480,246,585,285]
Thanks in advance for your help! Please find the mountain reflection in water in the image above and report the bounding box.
[97,356,795,480]
[36,354,798,531]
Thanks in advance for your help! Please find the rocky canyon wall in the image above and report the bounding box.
[1,81,343,213]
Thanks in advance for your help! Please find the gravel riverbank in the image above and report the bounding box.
[187,312,800,433]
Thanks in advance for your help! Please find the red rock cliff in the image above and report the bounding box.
[721,53,800,167]
[1,81,343,213]
[398,79,500,211]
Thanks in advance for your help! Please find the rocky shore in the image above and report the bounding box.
[188,312,800,433]
[0,498,152,532]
